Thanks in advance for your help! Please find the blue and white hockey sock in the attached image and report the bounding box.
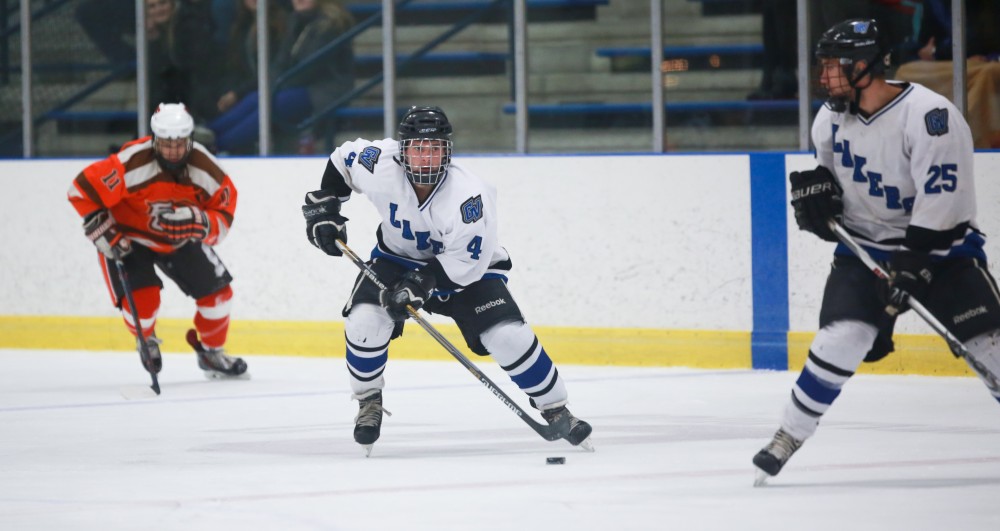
[480,320,568,409]
[782,320,877,440]
[344,303,395,398]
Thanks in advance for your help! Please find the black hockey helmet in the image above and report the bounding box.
[815,19,890,112]
[397,106,453,186]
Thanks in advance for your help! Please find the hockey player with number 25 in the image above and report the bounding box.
[302,106,592,455]
[68,103,248,382]
[753,19,1000,486]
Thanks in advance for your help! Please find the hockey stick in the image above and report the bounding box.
[828,220,1000,392]
[334,239,571,442]
[112,252,161,396]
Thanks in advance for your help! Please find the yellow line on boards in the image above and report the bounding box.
[787,331,975,377]
[0,316,974,376]
[0,316,750,368]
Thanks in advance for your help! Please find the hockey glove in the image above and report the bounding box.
[83,210,132,260]
[886,250,933,316]
[156,205,210,243]
[789,166,843,242]
[380,270,436,321]
[302,189,348,256]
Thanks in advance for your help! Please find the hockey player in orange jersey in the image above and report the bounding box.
[68,103,248,380]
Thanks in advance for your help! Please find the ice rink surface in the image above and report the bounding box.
[2,349,999,531]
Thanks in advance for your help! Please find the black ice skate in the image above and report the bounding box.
[541,405,594,452]
[753,428,804,486]
[137,334,163,375]
[185,329,248,380]
[354,390,391,457]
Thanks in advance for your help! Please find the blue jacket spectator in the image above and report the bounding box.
[207,0,355,154]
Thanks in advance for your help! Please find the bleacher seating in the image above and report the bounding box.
[347,0,609,25]
[7,0,793,155]
[595,44,763,72]
[49,106,389,134]
[355,51,508,77]
[501,100,812,129]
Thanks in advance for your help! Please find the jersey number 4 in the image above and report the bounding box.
[466,236,483,260]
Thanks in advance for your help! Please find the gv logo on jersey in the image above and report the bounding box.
[388,203,444,254]
[345,146,382,174]
[832,124,915,212]
[925,108,949,136]
[461,195,483,224]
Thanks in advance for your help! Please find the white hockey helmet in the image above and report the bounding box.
[150,103,195,139]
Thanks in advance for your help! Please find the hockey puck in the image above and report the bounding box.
[546,457,566,465]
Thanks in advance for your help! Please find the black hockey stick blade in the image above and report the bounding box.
[334,239,572,442]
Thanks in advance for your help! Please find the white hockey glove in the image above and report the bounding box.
[83,210,132,260]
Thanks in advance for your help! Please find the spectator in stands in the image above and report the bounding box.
[207,0,355,155]
[748,1,915,101]
[147,0,222,124]
[895,0,1000,148]
[898,0,1000,63]
[215,0,289,116]
[211,0,238,50]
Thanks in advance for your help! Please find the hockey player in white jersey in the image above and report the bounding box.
[301,106,592,454]
[753,19,1000,485]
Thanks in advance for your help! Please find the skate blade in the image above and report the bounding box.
[362,444,374,458]
[577,437,595,452]
[202,370,251,381]
[120,385,160,400]
[753,468,771,487]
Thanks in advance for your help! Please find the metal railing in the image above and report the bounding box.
[2,0,977,158]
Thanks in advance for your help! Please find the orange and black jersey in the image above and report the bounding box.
[68,137,237,254]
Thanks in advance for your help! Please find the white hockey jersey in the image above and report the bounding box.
[812,81,984,260]
[327,137,511,288]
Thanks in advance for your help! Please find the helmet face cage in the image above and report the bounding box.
[397,106,453,186]
[399,138,453,185]
[814,19,889,112]
[150,103,195,171]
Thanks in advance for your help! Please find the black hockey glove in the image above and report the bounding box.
[83,210,132,260]
[380,270,436,321]
[789,166,843,242]
[302,189,349,256]
[155,205,210,243]
[885,250,933,316]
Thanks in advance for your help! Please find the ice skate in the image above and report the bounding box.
[137,334,162,375]
[185,329,248,380]
[354,390,391,457]
[541,405,594,452]
[753,428,803,486]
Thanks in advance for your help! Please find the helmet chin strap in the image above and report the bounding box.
[830,59,877,114]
